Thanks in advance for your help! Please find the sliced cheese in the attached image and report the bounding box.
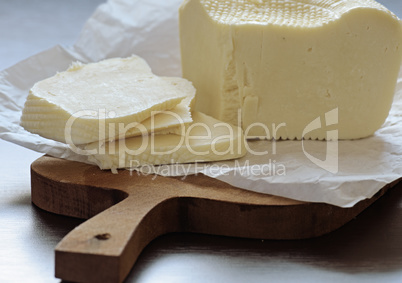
[85,111,246,170]
[119,77,196,139]
[179,0,402,140]
[20,56,191,144]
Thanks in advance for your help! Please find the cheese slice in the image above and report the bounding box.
[179,0,402,140]
[119,77,195,139]
[20,56,191,144]
[85,111,246,170]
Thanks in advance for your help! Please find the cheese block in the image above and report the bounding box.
[20,56,193,145]
[85,111,246,171]
[179,0,402,140]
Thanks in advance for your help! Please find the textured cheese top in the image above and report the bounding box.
[200,0,396,27]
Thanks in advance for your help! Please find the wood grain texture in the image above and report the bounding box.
[30,155,396,283]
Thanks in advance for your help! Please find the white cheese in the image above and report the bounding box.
[85,111,246,170]
[20,56,193,144]
[121,76,195,139]
[179,0,402,140]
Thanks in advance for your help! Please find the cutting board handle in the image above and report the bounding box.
[31,156,395,283]
[55,191,180,283]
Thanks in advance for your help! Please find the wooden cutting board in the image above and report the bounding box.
[31,155,395,283]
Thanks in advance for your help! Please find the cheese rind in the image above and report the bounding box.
[85,111,247,170]
[180,0,402,140]
[20,56,192,144]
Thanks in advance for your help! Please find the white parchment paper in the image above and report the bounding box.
[1,0,401,207]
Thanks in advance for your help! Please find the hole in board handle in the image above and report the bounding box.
[95,233,111,240]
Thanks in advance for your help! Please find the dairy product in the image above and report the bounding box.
[123,77,195,139]
[86,111,246,170]
[20,56,193,144]
[179,0,402,140]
